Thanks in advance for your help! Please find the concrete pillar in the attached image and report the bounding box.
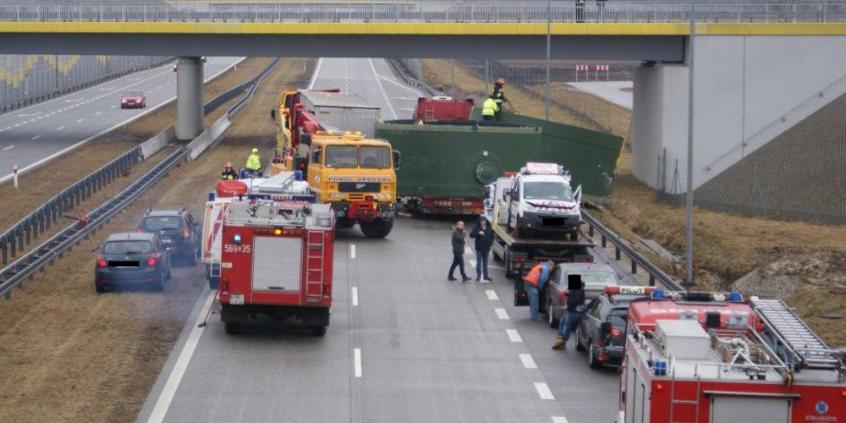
[176,56,204,140]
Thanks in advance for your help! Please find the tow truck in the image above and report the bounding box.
[617,290,846,423]
[218,199,334,336]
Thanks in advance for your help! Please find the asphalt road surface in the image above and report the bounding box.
[136,59,621,423]
[0,56,243,182]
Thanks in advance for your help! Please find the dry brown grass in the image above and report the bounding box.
[422,59,846,346]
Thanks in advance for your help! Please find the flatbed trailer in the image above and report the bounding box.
[491,221,594,279]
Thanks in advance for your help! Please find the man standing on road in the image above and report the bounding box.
[448,221,472,282]
[469,215,494,281]
[553,275,586,351]
[245,148,262,177]
[523,260,554,321]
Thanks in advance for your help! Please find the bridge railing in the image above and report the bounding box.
[0,3,844,24]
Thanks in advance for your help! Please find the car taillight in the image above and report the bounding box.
[611,327,623,337]
[147,254,159,267]
[182,228,190,239]
[97,256,107,268]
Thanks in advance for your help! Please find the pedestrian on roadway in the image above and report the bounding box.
[245,147,262,177]
[220,162,239,180]
[553,275,586,351]
[481,96,498,121]
[523,260,554,321]
[469,215,495,281]
[448,221,472,282]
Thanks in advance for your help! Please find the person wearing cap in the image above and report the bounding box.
[245,147,262,177]
[523,260,554,321]
[491,78,508,120]
[469,215,495,281]
[553,275,586,351]
[220,162,239,180]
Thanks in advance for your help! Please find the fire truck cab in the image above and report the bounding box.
[218,199,334,336]
[618,291,846,423]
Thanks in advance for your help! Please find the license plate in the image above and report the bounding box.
[230,294,244,305]
[162,238,173,244]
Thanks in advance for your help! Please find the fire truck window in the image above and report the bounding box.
[325,146,358,168]
[359,146,390,168]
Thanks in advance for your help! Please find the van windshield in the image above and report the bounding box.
[523,181,573,201]
[325,146,358,168]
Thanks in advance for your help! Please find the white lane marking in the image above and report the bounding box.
[486,289,499,301]
[506,329,523,343]
[367,59,398,119]
[378,74,424,95]
[489,264,505,270]
[469,260,476,268]
[146,290,216,423]
[12,123,20,128]
[392,96,419,100]
[76,118,85,123]
[2,145,14,151]
[354,348,362,378]
[552,417,569,423]
[519,353,537,369]
[351,286,359,307]
[30,135,42,140]
[111,105,118,109]
[56,126,64,131]
[95,111,102,116]
[534,382,555,400]
[495,308,510,320]
[307,57,323,89]
[464,246,473,255]
[2,127,10,131]
[350,244,356,259]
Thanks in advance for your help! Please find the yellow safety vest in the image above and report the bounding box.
[246,153,261,171]
[482,98,498,117]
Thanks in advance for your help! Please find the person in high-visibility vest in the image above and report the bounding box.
[245,148,262,177]
[523,261,554,321]
[481,96,498,121]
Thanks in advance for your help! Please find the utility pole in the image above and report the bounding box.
[685,10,696,285]
[544,0,551,120]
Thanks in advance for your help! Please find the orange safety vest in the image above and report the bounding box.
[523,264,544,286]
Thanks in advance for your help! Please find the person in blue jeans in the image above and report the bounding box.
[523,260,554,321]
[553,276,586,351]
[469,215,494,281]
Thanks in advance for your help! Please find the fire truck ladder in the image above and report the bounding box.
[668,366,701,423]
[304,232,326,301]
[751,298,843,372]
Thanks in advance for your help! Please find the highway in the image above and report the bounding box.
[135,58,620,423]
[0,56,243,182]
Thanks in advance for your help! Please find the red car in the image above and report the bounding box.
[121,91,146,109]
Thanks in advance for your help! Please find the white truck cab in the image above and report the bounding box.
[501,162,581,239]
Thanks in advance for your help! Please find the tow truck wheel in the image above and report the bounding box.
[359,218,393,239]
[547,298,557,328]
[309,325,327,337]
[588,342,602,369]
[224,321,241,335]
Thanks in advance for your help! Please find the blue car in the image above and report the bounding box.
[94,232,171,293]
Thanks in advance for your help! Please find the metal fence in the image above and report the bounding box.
[0,55,170,113]
[0,2,844,23]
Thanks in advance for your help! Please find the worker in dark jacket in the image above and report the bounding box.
[553,275,586,351]
[469,215,495,281]
[448,221,471,282]
[492,78,507,120]
[220,162,239,180]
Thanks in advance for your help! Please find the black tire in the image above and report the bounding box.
[547,297,557,328]
[152,270,165,292]
[95,283,106,293]
[359,218,393,239]
[309,325,327,337]
[569,231,579,241]
[588,342,602,369]
[224,321,241,335]
[208,278,219,290]
[575,327,586,352]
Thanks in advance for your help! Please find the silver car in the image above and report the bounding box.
[542,262,620,328]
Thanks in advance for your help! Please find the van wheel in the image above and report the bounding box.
[360,218,393,239]
[224,321,241,335]
[310,325,327,337]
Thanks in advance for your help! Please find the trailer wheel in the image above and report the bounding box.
[309,325,327,337]
[359,218,393,239]
[224,321,241,335]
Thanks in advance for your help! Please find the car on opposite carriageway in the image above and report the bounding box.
[137,209,201,265]
[94,232,171,292]
[120,91,146,109]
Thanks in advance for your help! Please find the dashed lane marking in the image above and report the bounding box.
[56,126,64,131]
[350,244,356,259]
[367,58,398,120]
[552,417,569,423]
[495,308,510,320]
[95,111,102,116]
[2,145,14,151]
[354,348,362,378]
[307,57,323,89]
[464,246,473,255]
[30,135,41,140]
[76,118,85,123]
[519,353,537,369]
[486,290,499,301]
[534,382,555,400]
[506,329,523,343]
[351,286,359,307]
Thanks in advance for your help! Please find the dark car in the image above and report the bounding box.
[137,209,200,265]
[544,262,621,328]
[120,91,146,109]
[575,286,653,369]
[95,232,171,292]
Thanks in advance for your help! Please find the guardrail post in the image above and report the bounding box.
[588,224,594,238]
[631,260,637,274]
[615,246,621,260]
[15,229,22,256]
[649,274,655,286]
[601,234,607,248]
[1,238,7,265]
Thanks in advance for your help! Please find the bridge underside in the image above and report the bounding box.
[0,34,686,62]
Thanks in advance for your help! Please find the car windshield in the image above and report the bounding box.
[103,240,152,255]
[141,216,182,231]
[325,146,358,168]
[578,272,619,288]
[523,181,573,201]
[608,309,628,329]
[359,146,391,168]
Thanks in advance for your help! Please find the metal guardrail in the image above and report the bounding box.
[0,3,844,24]
[387,58,438,97]
[582,210,685,292]
[0,59,279,299]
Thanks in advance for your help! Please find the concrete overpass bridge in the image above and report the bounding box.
[1,1,845,191]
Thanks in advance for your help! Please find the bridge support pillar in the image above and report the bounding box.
[176,56,203,140]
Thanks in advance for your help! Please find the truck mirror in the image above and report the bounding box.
[392,150,402,171]
[502,189,510,201]
[270,109,276,121]
[483,189,490,199]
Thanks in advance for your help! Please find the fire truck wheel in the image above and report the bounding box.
[309,325,327,337]
[359,218,394,239]
[547,298,557,328]
[575,328,586,352]
[224,321,241,335]
[588,342,602,369]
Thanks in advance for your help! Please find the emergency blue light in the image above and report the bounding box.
[729,291,743,302]
[651,289,665,300]
[233,234,242,245]
[208,192,215,201]
[294,170,303,181]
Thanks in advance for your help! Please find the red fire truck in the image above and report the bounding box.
[218,199,334,336]
[617,291,846,423]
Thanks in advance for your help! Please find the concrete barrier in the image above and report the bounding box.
[139,126,176,160]
[186,115,231,161]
